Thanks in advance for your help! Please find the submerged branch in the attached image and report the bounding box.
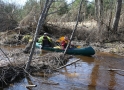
[55,59,80,71]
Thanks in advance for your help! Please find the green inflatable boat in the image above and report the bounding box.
[36,42,95,56]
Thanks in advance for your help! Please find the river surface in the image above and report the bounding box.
[1,45,124,90]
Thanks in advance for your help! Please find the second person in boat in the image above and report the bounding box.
[61,36,69,49]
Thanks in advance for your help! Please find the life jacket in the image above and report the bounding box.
[42,36,52,47]
[61,39,68,49]
[56,36,65,43]
[38,36,51,44]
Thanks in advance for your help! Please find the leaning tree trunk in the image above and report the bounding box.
[63,0,83,57]
[112,0,122,32]
[25,0,53,71]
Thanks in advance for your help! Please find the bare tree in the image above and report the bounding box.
[112,0,122,32]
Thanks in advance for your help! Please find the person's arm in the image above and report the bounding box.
[47,36,52,42]
[38,36,43,43]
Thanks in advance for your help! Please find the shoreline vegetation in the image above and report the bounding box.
[0,21,124,57]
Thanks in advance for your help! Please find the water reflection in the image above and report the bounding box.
[108,71,116,89]
[88,64,99,90]
[61,68,80,78]
[76,55,95,64]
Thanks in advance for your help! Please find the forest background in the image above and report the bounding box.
[0,0,124,50]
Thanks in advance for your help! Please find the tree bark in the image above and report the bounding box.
[112,0,122,32]
[95,0,98,21]
[97,0,103,31]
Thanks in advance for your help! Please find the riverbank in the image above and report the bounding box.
[70,41,124,57]
[89,41,124,57]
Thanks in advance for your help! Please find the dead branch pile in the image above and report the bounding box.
[0,49,26,86]
[0,48,72,87]
[30,52,72,73]
[0,66,25,87]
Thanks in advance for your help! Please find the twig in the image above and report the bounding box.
[0,76,7,85]
[26,85,37,88]
[0,48,13,66]
[55,59,80,70]
[23,68,32,77]
[42,80,59,85]
[107,68,124,72]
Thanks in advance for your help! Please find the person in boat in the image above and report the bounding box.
[38,33,52,48]
[55,36,77,49]
[61,36,69,49]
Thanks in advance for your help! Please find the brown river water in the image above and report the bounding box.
[1,45,124,90]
